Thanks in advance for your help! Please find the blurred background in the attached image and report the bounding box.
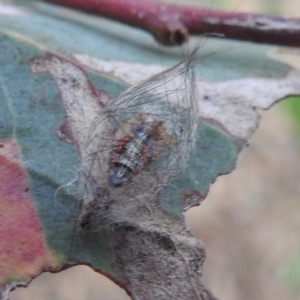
[8,0,300,299]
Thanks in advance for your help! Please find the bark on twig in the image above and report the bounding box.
[42,0,300,47]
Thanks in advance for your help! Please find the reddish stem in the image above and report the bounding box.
[42,0,300,47]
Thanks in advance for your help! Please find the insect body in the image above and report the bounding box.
[109,130,149,186]
[109,117,166,187]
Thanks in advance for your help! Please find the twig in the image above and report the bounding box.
[41,0,300,47]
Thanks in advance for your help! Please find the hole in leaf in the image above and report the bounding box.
[10,266,130,300]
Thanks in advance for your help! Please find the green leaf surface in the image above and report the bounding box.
[0,2,299,299]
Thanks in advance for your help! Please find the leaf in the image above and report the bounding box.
[0,2,300,300]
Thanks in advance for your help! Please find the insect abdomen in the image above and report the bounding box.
[109,130,150,187]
